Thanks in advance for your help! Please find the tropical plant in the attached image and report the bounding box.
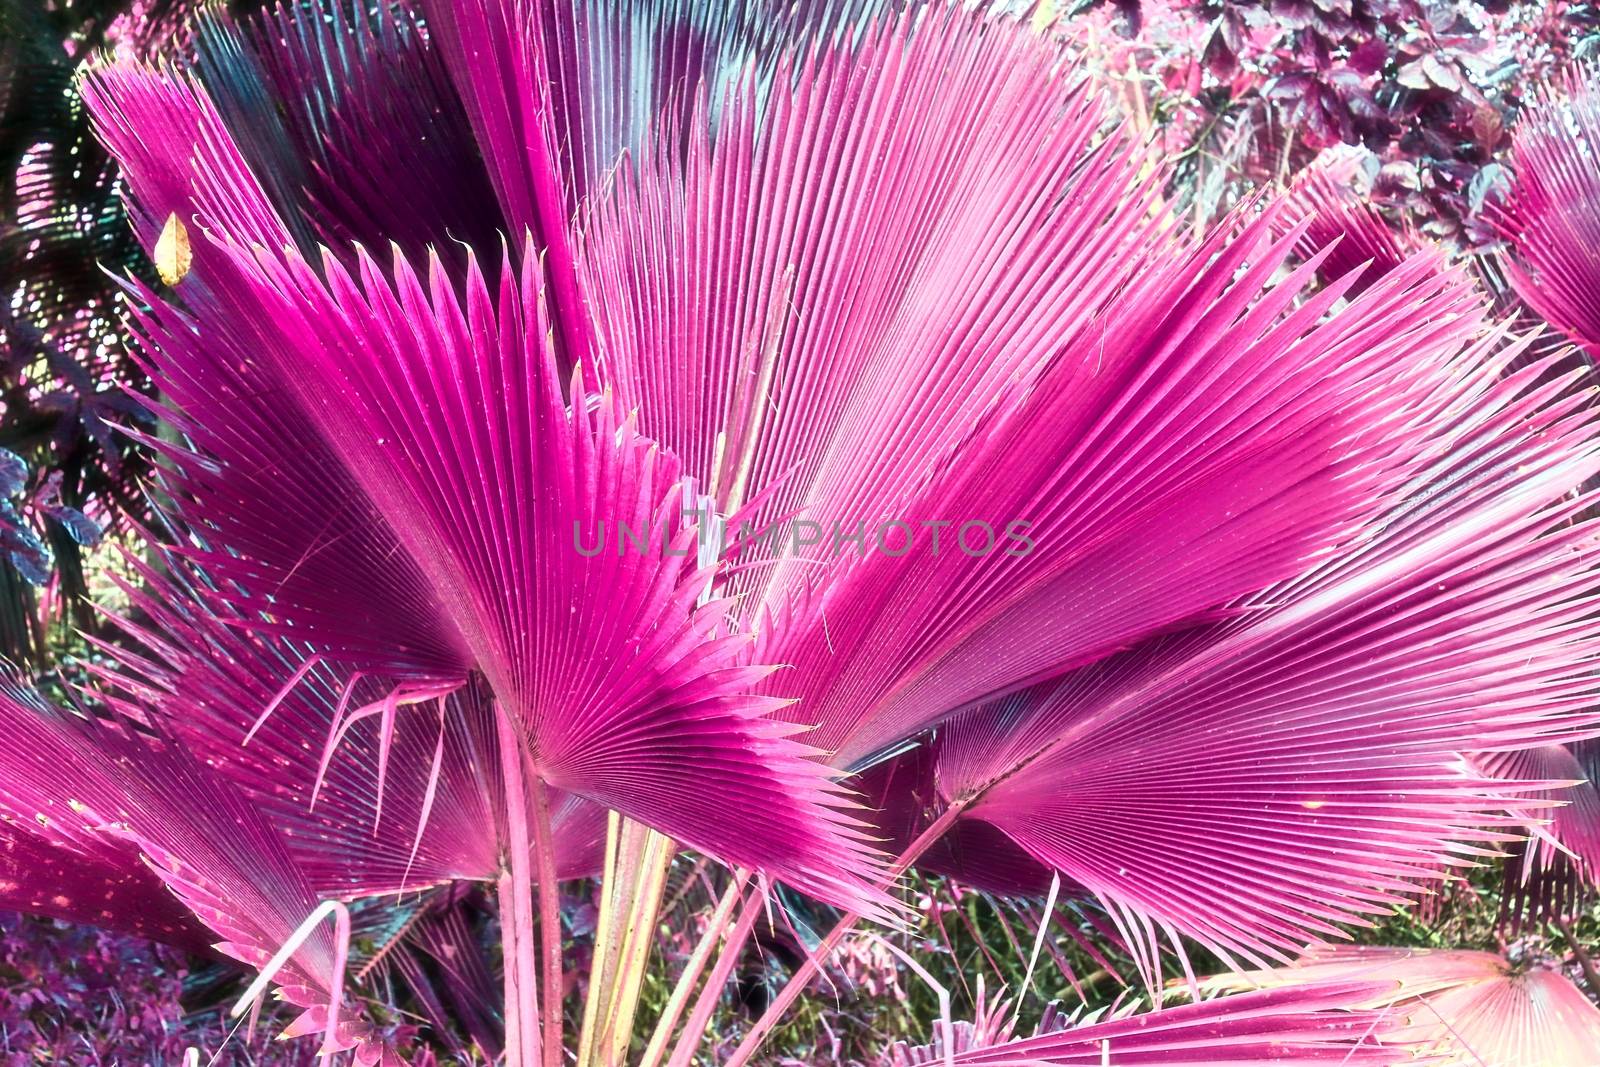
[4,1,1600,1065]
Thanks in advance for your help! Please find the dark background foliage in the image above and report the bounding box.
[1074,0,1599,237]
[0,0,189,667]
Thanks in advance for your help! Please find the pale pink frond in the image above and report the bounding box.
[943,983,1406,1066]
[583,3,1170,593]
[761,238,1505,767]
[1474,742,1600,927]
[1209,946,1600,1067]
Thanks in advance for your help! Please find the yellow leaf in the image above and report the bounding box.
[154,212,192,286]
[1031,0,1058,33]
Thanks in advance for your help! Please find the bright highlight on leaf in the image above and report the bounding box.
[1207,946,1600,1067]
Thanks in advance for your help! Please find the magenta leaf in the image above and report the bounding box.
[896,332,1600,975]
[80,56,886,915]
[1475,741,1600,927]
[1274,148,1419,295]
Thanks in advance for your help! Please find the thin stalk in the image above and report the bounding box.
[530,775,564,1067]
[498,872,529,1064]
[600,830,675,1056]
[665,883,767,1067]
[720,801,968,1067]
[576,812,625,1065]
[638,871,750,1067]
[497,711,541,1067]
[1556,915,1600,998]
[576,815,677,1067]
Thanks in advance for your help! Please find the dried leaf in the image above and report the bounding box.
[154,212,191,286]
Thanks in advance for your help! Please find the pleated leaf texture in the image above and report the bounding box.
[940,984,1413,1066]
[1206,946,1600,1067]
[879,980,1412,1066]
[1475,740,1600,928]
[0,0,1591,1056]
[574,0,1600,981]
[0,662,393,1055]
[861,312,1600,977]
[1272,148,1418,297]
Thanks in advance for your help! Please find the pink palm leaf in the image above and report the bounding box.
[1274,148,1419,296]
[855,325,1600,975]
[0,670,381,1057]
[86,552,606,896]
[940,983,1408,1066]
[1474,741,1600,928]
[0,675,213,949]
[541,0,1600,980]
[582,2,1170,550]
[0,552,605,1057]
[190,0,508,267]
[33,4,1600,1062]
[876,977,1406,1065]
[79,58,887,913]
[576,3,1514,771]
[1207,946,1600,1066]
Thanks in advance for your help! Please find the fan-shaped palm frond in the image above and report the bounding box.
[1498,62,1600,357]
[1207,946,1600,1067]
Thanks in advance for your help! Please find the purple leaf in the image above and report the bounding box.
[0,451,26,498]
